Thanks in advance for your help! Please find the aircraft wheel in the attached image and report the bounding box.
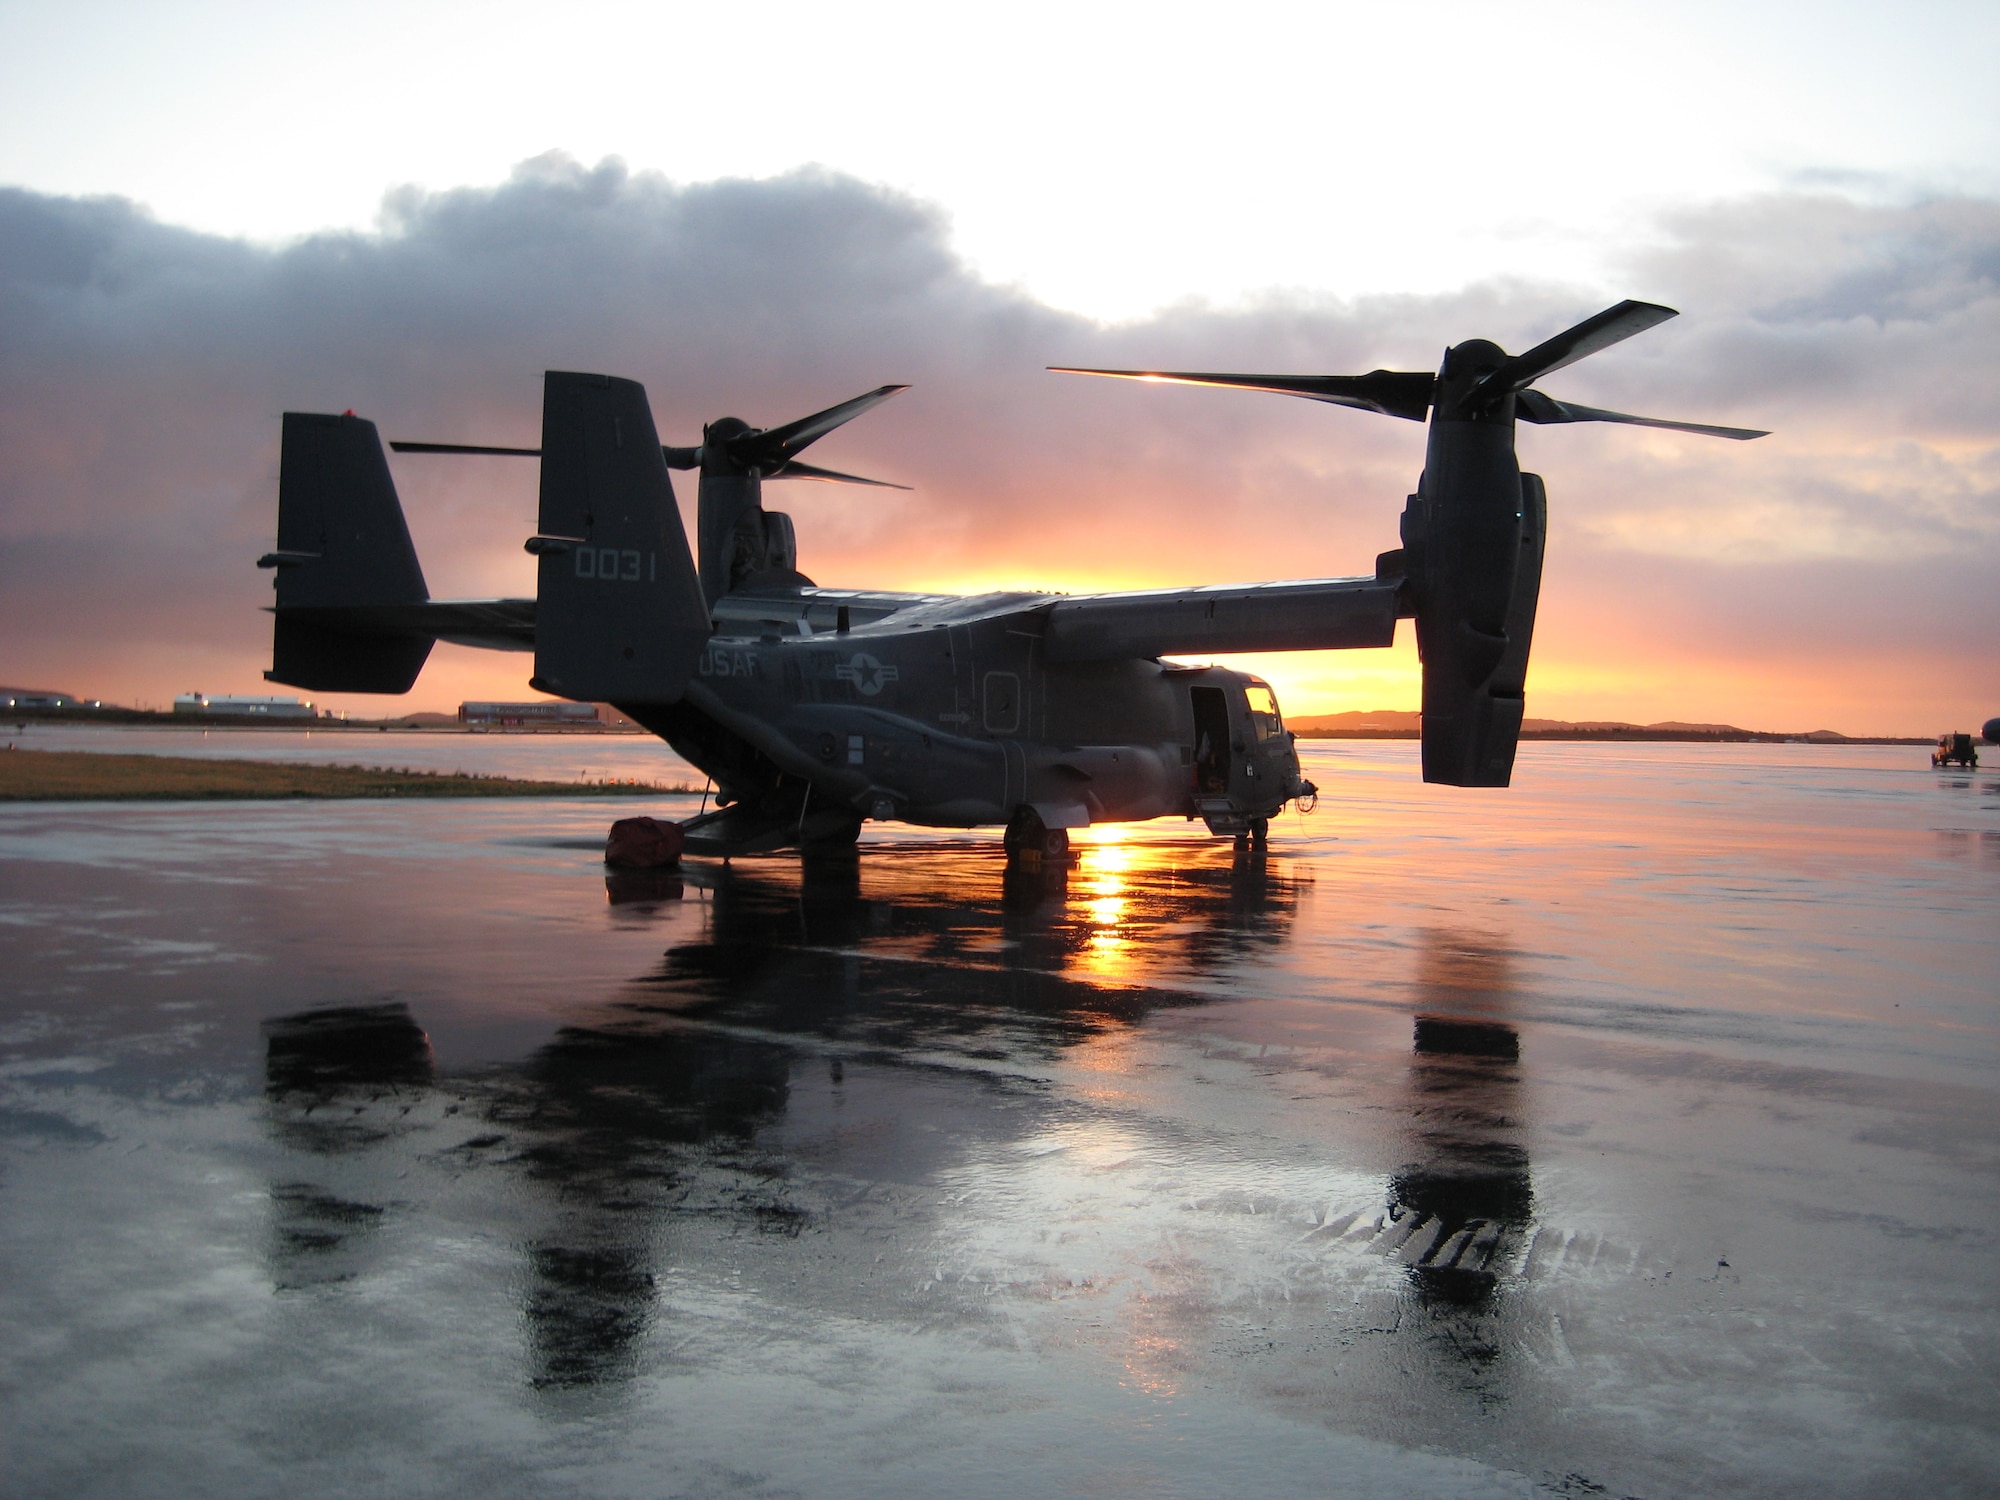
[1004,806,1069,863]
[1248,816,1269,846]
[800,810,863,853]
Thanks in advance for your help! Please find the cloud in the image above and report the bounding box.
[1,158,1994,731]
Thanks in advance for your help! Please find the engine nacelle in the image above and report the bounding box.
[1402,456,1546,788]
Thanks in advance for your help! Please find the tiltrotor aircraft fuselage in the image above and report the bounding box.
[259,301,1763,858]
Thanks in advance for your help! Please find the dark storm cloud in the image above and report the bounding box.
[0,157,1993,721]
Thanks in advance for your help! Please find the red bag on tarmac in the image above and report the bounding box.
[604,816,685,869]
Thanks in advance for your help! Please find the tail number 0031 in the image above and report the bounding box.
[575,548,656,582]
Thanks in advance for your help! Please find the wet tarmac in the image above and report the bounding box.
[2,741,1996,1498]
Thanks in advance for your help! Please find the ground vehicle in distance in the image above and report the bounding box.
[1934,733,1980,769]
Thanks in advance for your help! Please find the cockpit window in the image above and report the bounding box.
[1244,684,1286,743]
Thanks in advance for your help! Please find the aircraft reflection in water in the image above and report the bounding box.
[614,833,1310,1015]
[1386,934,1531,1305]
[263,1004,435,1290]
[1387,934,1532,1410]
[258,840,1533,1394]
[264,999,795,1387]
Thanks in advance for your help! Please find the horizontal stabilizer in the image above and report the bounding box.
[269,616,432,694]
[268,600,534,654]
[389,440,540,457]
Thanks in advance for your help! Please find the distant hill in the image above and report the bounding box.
[1288,710,1422,735]
[1288,711,1925,745]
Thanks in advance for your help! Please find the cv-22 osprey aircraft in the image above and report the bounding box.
[259,300,1763,859]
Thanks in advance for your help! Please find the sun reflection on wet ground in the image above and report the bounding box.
[1,741,1997,1497]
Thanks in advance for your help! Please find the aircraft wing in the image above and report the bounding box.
[1042,576,1404,662]
[270,599,536,653]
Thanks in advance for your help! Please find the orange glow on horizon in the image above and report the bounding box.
[327,618,1967,737]
[79,530,1981,736]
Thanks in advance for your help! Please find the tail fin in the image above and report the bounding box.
[261,412,434,693]
[271,412,427,609]
[528,372,709,704]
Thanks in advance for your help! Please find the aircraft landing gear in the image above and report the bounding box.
[1235,815,1270,852]
[1004,806,1071,864]
[799,808,864,854]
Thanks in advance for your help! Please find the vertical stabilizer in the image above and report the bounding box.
[530,372,709,704]
[263,412,434,693]
[272,413,428,608]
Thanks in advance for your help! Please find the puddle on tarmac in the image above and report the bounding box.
[1,740,1996,1498]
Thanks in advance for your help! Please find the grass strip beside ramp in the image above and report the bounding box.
[0,749,678,801]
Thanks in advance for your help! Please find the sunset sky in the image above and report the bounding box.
[1,0,1995,734]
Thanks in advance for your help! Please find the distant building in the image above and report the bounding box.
[460,700,603,728]
[2,687,105,710]
[175,693,315,718]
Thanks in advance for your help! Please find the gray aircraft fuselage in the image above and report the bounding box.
[628,580,1309,838]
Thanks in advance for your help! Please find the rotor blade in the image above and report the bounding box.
[389,440,541,456]
[661,445,703,469]
[766,458,912,490]
[1481,300,1679,396]
[1049,367,1435,422]
[1516,389,1767,440]
[730,384,910,467]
